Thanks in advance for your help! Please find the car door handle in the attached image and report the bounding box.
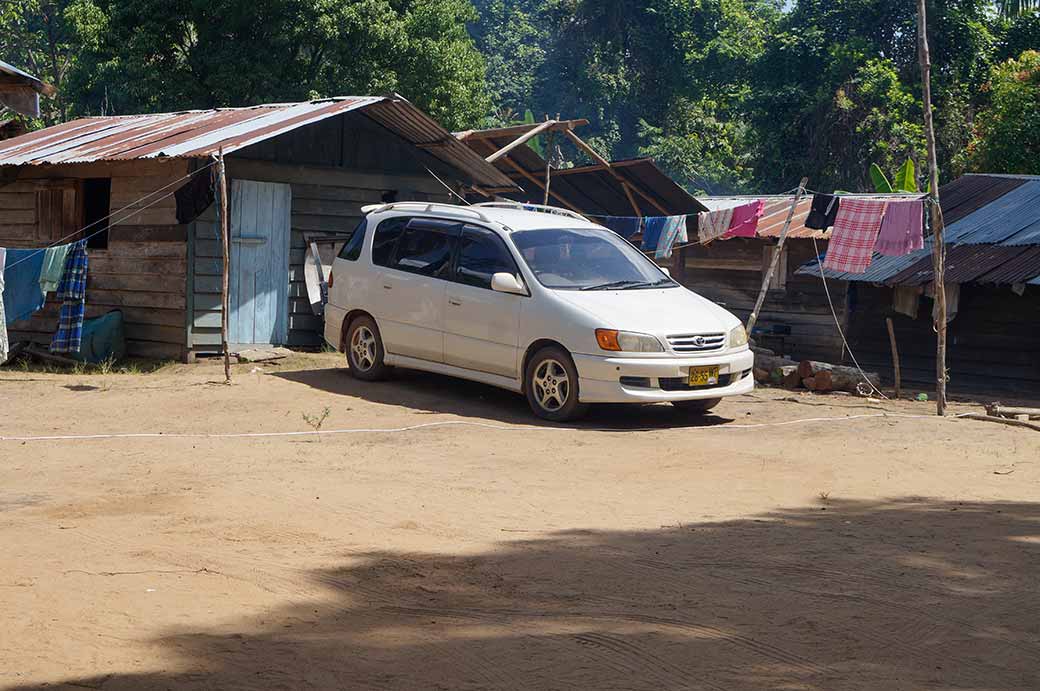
[382,283,392,290]
[447,297,462,306]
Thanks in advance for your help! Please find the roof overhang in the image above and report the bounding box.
[0,60,56,118]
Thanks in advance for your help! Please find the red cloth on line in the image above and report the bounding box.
[823,199,887,274]
[723,200,765,238]
[875,199,924,256]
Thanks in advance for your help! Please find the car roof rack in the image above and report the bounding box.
[472,201,590,222]
[360,201,492,223]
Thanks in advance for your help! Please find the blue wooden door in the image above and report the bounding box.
[229,179,291,345]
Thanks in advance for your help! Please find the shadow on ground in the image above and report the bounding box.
[17,498,1040,690]
[273,366,735,430]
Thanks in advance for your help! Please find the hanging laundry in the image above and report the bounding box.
[175,168,215,224]
[3,248,47,324]
[645,215,688,259]
[875,200,924,256]
[723,200,765,239]
[822,199,887,274]
[641,217,663,252]
[806,194,840,230]
[50,241,88,354]
[598,216,642,240]
[892,285,923,318]
[926,281,960,322]
[0,248,7,363]
[38,243,71,294]
[697,206,736,244]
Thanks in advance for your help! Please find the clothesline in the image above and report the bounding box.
[3,161,216,272]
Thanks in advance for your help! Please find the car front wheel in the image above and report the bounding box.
[524,346,588,422]
[345,316,388,381]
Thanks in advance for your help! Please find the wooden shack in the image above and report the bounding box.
[0,96,515,360]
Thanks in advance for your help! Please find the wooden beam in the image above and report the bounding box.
[562,129,670,215]
[485,120,558,163]
[457,119,589,142]
[473,139,585,213]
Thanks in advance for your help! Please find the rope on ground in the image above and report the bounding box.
[0,412,976,443]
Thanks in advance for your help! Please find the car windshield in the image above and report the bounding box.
[510,227,678,290]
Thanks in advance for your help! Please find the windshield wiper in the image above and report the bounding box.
[579,279,645,291]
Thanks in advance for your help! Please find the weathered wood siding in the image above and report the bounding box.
[846,283,1040,397]
[676,238,848,362]
[185,113,462,351]
[1,160,190,360]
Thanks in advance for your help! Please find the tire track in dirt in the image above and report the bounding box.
[571,631,727,691]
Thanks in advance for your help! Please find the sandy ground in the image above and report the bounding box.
[1,352,1039,690]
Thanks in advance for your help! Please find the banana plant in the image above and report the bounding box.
[870,159,927,194]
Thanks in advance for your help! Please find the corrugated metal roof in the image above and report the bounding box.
[975,246,1040,284]
[455,124,705,215]
[0,96,516,189]
[0,60,52,93]
[885,245,1034,285]
[935,173,1027,225]
[943,181,1040,245]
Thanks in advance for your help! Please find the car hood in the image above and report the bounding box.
[554,286,740,337]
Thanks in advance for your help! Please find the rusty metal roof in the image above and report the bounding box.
[455,124,704,216]
[0,96,515,188]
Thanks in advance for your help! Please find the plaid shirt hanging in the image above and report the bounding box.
[50,240,88,354]
[822,199,887,274]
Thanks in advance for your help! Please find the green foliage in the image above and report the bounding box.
[894,158,917,193]
[957,50,1040,174]
[870,164,894,193]
[60,0,491,129]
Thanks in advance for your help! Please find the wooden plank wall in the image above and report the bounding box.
[677,238,848,362]
[192,157,454,351]
[846,283,1040,397]
[1,159,190,360]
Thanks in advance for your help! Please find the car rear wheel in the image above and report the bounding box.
[525,346,588,422]
[345,316,388,381]
[671,397,722,414]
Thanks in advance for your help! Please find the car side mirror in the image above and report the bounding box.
[491,272,526,295]
[659,267,671,277]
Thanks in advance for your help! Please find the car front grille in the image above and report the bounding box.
[666,332,726,353]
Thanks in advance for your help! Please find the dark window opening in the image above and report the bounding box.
[83,178,111,249]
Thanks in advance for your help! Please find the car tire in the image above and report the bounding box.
[671,397,722,414]
[524,346,588,422]
[345,316,388,381]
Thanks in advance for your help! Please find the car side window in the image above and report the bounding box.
[454,225,520,290]
[337,218,367,261]
[391,219,459,279]
[371,217,408,267]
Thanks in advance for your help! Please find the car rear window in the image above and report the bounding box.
[392,220,458,278]
[337,218,367,261]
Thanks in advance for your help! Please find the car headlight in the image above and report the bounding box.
[728,324,749,348]
[595,329,664,353]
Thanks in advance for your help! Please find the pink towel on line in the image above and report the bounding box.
[723,200,765,238]
[823,199,887,274]
[875,200,924,256]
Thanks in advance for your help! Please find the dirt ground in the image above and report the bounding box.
[1,352,1039,690]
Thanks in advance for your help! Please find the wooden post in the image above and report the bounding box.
[544,128,554,206]
[746,178,808,334]
[216,148,231,384]
[886,317,901,398]
[917,0,946,415]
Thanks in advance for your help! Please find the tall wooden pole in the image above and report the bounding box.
[917,0,946,414]
[217,148,231,384]
[746,177,808,334]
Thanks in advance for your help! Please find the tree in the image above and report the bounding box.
[65,0,491,130]
[956,50,1040,174]
[0,0,103,124]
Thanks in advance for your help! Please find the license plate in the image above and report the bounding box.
[688,365,720,386]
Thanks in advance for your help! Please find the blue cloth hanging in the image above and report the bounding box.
[3,248,47,324]
[641,217,666,252]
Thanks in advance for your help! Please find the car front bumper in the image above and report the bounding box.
[572,348,755,403]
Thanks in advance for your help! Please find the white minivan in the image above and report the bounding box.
[324,202,753,421]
